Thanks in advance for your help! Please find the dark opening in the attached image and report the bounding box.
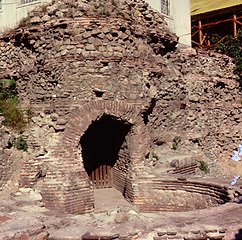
[215,81,226,89]
[111,32,118,37]
[180,103,186,109]
[100,60,109,67]
[94,90,104,97]
[142,98,156,124]
[120,27,127,33]
[80,115,132,177]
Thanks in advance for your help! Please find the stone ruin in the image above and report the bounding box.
[0,0,241,214]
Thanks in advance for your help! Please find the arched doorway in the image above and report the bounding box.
[80,115,133,191]
[38,101,151,214]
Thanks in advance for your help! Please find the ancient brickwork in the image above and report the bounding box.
[0,0,241,214]
[18,100,150,213]
[135,177,232,212]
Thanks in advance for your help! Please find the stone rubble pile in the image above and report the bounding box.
[147,50,242,175]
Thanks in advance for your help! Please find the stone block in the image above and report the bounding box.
[85,44,96,51]
[74,34,83,42]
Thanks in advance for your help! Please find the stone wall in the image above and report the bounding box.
[146,50,242,176]
[0,0,241,213]
[0,115,11,187]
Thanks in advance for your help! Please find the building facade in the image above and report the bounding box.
[191,0,242,49]
[146,0,191,48]
[0,0,191,48]
[0,0,51,33]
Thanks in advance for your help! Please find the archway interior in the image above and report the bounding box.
[80,115,132,189]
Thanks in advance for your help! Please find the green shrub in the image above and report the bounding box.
[152,152,159,160]
[14,136,28,152]
[212,31,242,85]
[0,79,31,131]
[18,15,31,28]
[1,99,27,130]
[199,160,209,173]
[172,142,178,150]
[0,79,18,101]
[172,136,181,150]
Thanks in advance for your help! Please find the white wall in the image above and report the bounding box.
[0,0,51,33]
[146,0,191,48]
[170,0,191,48]
[145,0,162,14]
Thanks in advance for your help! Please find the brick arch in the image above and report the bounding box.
[63,100,145,149]
[42,100,150,214]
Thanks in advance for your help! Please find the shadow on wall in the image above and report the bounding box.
[80,115,132,175]
[234,229,242,240]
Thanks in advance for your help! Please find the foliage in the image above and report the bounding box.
[0,79,18,102]
[1,99,27,130]
[199,160,208,173]
[14,136,28,152]
[18,15,31,28]
[212,31,242,85]
[152,152,159,160]
[172,136,181,150]
[0,79,31,131]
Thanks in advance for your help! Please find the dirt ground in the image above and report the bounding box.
[0,187,241,239]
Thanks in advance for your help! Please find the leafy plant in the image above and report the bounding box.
[1,99,27,130]
[172,136,181,150]
[18,15,31,28]
[0,79,31,131]
[212,31,242,85]
[199,160,208,173]
[14,136,28,152]
[152,152,159,160]
[0,79,18,102]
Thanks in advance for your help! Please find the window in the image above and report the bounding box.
[22,0,37,4]
[161,0,169,16]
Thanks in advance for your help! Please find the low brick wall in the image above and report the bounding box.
[134,177,231,212]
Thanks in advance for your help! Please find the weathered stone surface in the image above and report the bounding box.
[0,184,241,239]
[114,212,130,223]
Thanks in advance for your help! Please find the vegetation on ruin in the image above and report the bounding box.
[199,160,209,173]
[0,79,31,131]
[172,136,181,150]
[152,152,159,160]
[18,15,31,28]
[212,31,242,86]
[13,136,28,152]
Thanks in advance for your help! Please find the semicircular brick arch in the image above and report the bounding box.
[42,100,150,214]
[63,100,144,149]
